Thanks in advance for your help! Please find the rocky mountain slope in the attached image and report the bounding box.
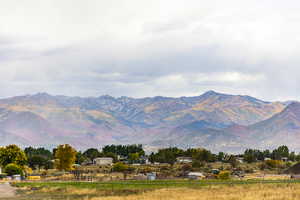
[0,91,293,152]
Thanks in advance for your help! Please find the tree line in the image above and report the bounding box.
[0,144,300,176]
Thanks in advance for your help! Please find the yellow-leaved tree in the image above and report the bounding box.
[54,144,76,171]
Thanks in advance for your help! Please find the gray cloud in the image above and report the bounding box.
[0,0,300,101]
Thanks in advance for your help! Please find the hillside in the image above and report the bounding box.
[0,91,289,151]
[156,102,300,152]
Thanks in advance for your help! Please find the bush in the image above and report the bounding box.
[112,162,128,172]
[265,160,284,169]
[4,163,23,176]
[217,171,230,180]
[192,160,204,168]
[181,164,192,172]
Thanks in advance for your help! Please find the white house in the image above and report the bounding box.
[176,157,193,163]
[93,157,113,165]
[187,172,205,180]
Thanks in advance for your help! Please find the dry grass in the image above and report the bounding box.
[90,184,300,200]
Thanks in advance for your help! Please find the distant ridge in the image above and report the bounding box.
[0,91,295,152]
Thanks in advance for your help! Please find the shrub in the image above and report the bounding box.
[192,160,204,168]
[217,171,230,180]
[265,160,284,169]
[4,163,23,176]
[112,162,128,172]
[181,164,192,172]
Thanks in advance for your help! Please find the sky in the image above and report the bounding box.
[0,0,300,101]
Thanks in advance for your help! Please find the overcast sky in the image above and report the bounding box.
[1,0,300,101]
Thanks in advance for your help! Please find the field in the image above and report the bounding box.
[4,180,300,200]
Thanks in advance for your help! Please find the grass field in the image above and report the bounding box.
[7,179,300,200]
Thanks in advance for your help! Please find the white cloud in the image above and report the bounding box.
[0,0,300,100]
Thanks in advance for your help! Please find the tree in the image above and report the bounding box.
[4,163,23,176]
[28,155,48,170]
[112,162,128,172]
[54,144,76,171]
[0,144,27,167]
[75,151,87,165]
[272,145,289,160]
[102,144,145,157]
[83,148,100,161]
[149,152,156,164]
[154,148,183,164]
[24,147,52,159]
[244,149,261,163]
[228,155,238,168]
[112,162,133,180]
[102,152,118,163]
[192,160,204,168]
[217,152,225,162]
[25,147,53,170]
[128,153,140,163]
[192,148,213,162]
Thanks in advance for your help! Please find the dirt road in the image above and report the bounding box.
[0,183,15,198]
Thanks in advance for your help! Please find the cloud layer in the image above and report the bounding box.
[0,0,300,100]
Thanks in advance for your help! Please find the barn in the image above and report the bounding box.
[93,157,113,165]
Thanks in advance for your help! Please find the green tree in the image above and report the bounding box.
[28,155,48,170]
[0,144,27,167]
[272,145,289,160]
[24,147,52,159]
[54,144,77,171]
[244,149,258,163]
[102,152,118,163]
[83,148,100,161]
[128,153,140,163]
[192,160,204,168]
[4,163,23,176]
[25,147,53,169]
[112,162,133,179]
[75,151,87,165]
[217,152,225,161]
[192,148,213,162]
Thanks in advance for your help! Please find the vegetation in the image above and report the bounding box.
[0,144,27,167]
[54,144,77,171]
[217,171,230,180]
[102,144,145,158]
[11,180,300,200]
[25,147,53,170]
[4,163,24,176]
[243,145,300,163]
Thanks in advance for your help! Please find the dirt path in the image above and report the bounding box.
[0,183,16,198]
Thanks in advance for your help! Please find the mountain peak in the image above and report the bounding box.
[284,101,300,114]
[31,92,52,98]
[202,90,222,96]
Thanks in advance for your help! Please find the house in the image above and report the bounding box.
[236,156,244,163]
[281,157,288,162]
[147,172,156,180]
[187,172,205,180]
[176,157,193,163]
[93,157,113,165]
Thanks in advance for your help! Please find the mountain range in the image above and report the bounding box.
[0,91,299,153]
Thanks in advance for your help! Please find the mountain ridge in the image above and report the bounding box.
[0,91,296,152]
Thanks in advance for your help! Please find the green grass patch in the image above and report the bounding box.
[13,179,300,190]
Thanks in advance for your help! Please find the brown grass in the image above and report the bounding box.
[90,184,300,200]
